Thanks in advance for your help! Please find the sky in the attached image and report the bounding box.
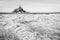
[0,0,60,12]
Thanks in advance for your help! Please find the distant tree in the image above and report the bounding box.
[13,6,26,13]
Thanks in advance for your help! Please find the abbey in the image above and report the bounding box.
[12,6,26,13]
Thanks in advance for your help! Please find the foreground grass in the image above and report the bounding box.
[0,12,60,40]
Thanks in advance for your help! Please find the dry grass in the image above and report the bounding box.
[0,12,60,40]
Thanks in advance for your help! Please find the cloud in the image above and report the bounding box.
[0,0,60,12]
[0,0,16,1]
[0,0,21,12]
[22,0,60,4]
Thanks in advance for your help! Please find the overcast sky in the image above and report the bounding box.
[0,0,60,12]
